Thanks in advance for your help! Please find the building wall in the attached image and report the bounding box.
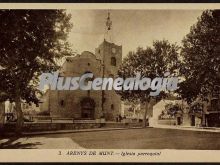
[40,40,122,121]
[0,102,5,127]
[95,40,122,120]
[39,91,49,113]
[47,51,102,119]
[205,93,220,127]
[122,101,143,119]
[150,100,190,127]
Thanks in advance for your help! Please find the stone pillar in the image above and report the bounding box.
[202,101,209,127]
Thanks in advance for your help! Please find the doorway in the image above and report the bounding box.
[80,97,95,119]
[177,117,181,125]
[191,115,195,126]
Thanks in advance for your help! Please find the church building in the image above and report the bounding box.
[40,13,122,121]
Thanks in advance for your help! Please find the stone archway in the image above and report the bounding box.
[80,97,96,119]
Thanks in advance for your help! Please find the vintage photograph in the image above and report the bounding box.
[0,8,220,150]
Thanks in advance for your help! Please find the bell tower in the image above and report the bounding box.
[95,11,122,77]
[95,11,122,121]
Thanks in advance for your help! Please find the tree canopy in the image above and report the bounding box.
[0,10,72,133]
[118,40,180,103]
[117,40,180,126]
[178,10,220,103]
[0,10,72,104]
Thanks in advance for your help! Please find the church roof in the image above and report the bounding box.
[81,51,97,59]
[65,50,100,62]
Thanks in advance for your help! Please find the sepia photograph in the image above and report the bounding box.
[0,5,220,158]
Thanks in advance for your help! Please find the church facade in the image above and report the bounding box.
[40,40,122,121]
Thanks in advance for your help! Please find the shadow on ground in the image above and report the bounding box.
[0,137,42,149]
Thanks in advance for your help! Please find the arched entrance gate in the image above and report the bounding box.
[80,97,96,119]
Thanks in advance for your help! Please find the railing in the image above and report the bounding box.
[31,116,97,123]
[207,111,220,114]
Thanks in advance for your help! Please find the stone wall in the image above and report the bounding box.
[2,122,142,133]
[3,122,101,132]
[95,40,122,121]
[157,119,176,126]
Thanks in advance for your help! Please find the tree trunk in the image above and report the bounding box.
[201,113,206,127]
[142,101,149,128]
[15,96,23,135]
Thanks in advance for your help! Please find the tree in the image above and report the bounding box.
[178,10,220,103]
[165,103,183,117]
[0,10,72,134]
[189,101,203,118]
[117,40,180,127]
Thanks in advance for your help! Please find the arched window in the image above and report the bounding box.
[84,71,92,74]
[111,57,116,66]
[60,100,65,107]
[83,71,94,85]
[83,71,94,79]
[111,104,114,110]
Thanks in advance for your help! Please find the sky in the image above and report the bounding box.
[66,10,204,58]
